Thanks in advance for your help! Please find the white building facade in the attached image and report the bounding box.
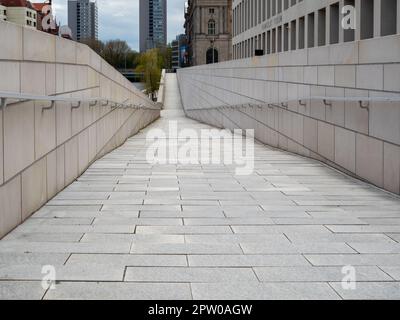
[1,5,37,29]
[232,0,400,59]
[0,5,6,21]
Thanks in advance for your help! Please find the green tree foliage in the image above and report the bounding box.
[158,45,172,70]
[135,48,163,98]
[134,46,173,98]
[81,38,173,98]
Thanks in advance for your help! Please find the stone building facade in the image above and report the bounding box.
[184,0,232,66]
[232,0,400,59]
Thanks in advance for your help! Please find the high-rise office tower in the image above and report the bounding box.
[140,0,167,52]
[68,0,98,41]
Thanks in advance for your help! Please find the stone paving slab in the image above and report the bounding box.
[305,254,400,266]
[223,210,310,218]
[240,242,356,254]
[348,242,400,254]
[3,232,84,243]
[80,234,185,244]
[11,224,136,234]
[0,253,69,265]
[285,233,395,243]
[232,225,332,234]
[190,282,341,300]
[130,243,243,255]
[0,241,131,254]
[188,255,310,267]
[92,217,183,226]
[271,217,366,225]
[184,234,290,244]
[135,226,234,234]
[327,225,400,233]
[44,282,192,300]
[23,218,94,226]
[253,266,392,282]
[183,217,275,226]
[0,264,125,281]
[124,267,258,283]
[139,210,225,218]
[308,211,400,218]
[380,267,400,280]
[32,210,126,219]
[67,254,188,267]
[0,281,46,300]
[361,218,400,225]
[0,74,400,299]
[329,282,400,300]
[388,234,400,242]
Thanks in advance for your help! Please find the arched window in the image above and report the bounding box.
[208,19,216,35]
[206,48,218,64]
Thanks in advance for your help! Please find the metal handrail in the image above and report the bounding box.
[0,91,161,111]
[186,95,400,111]
[312,96,400,103]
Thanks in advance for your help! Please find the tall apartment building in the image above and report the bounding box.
[232,0,400,59]
[139,0,167,52]
[184,0,232,66]
[68,0,98,41]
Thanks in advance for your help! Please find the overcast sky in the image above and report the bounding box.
[53,0,185,51]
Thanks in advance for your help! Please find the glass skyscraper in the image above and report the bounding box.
[140,0,167,52]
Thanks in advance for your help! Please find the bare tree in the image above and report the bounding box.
[102,40,131,69]
[80,38,104,56]
[80,39,138,70]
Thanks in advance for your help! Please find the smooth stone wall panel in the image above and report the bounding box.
[178,35,400,195]
[0,21,160,239]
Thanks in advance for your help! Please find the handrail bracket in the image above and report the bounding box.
[42,100,55,112]
[1,97,7,110]
[359,100,370,110]
[71,101,81,109]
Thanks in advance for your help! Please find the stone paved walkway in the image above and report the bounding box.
[1,75,400,300]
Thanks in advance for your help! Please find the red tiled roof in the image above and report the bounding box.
[0,0,34,9]
[32,3,46,11]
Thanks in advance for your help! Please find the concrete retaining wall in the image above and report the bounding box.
[178,34,400,195]
[0,20,160,238]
